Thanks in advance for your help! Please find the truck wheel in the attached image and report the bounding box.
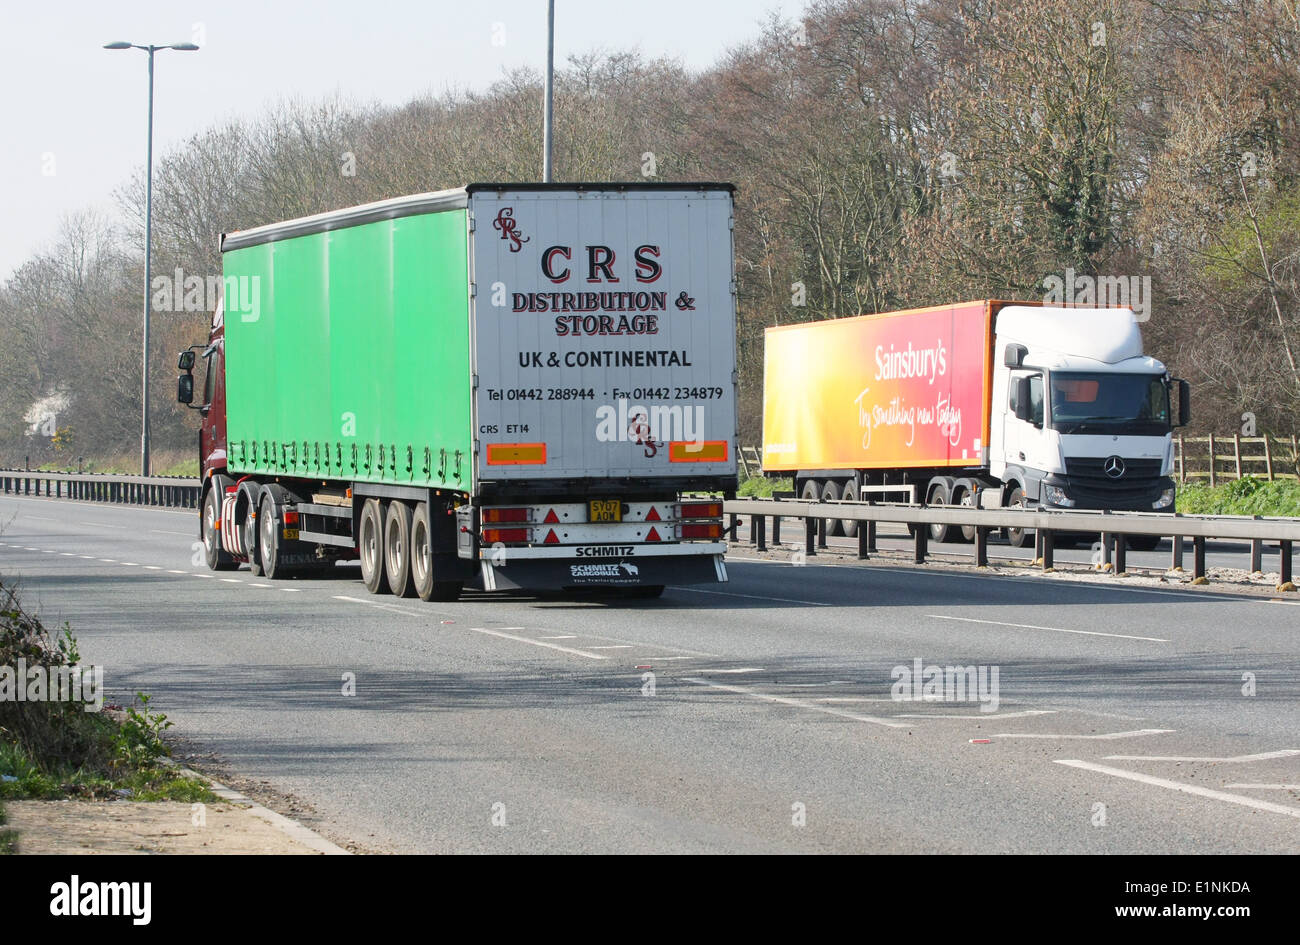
[820,479,842,536]
[410,502,462,602]
[384,500,416,598]
[203,477,238,571]
[954,482,977,543]
[839,482,859,538]
[1003,486,1034,548]
[928,481,954,544]
[259,492,286,579]
[239,486,263,576]
[359,498,389,594]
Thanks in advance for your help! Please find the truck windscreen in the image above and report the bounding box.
[1049,372,1170,435]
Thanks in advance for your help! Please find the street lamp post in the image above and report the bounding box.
[543,0,554,182]
[103,40,199,477]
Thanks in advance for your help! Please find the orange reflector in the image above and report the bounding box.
[486,442,547,465]
[645,526,662,542]
[645,506,661,521]
[668,440,729,463]
[543,528,560,544]
[543,508,560,524]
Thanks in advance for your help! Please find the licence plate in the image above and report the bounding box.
[588,500,622,523]
[282,528,300,540]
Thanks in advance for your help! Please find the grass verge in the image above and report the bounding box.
[0,580,214,853]
[1177,477,1300,516]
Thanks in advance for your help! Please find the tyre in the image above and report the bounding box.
[1003,485,1034,548]
[240,487,263,577]
[820,479,842,536]
[384,500,416,598]
[954,481,977,543]
[259,492,285,579]
[359,498,389,594]
[202,476,238,571]
[839,481,859,538]
[928,480,955,544]
[411,501,463,602]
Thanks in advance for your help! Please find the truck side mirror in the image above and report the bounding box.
[178,350,195,371]
[177,372,194,405]
[1176,378,1190,426]
[1013,376,1032,422]
[1004,344,1028,368]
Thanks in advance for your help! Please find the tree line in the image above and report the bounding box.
[3,0,1297,468]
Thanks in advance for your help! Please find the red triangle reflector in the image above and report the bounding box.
[645,506,661,521]
[543,508,559,524]
[543,528,559,544]
[646,526,662,542]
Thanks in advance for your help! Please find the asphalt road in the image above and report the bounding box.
[2,492,1298,854]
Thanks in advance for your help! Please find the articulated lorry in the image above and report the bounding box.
[178,183,738,599]
[761,300,1190,549]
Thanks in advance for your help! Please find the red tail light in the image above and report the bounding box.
[283,510,299,526]
[678,502,722,518]
[483,507,530,523]
[483,527,530,544]
[680,523,722,540]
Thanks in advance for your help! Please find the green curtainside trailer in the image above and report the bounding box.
[179,183,739,602]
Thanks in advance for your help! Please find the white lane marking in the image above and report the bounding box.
[927,613,1169,642]
[588,644,633,650]
[895,709,1057,720]
[99,558,117,563]
[24,515,56,521]
[249,583,271,588]
[220,578,242,584]
[540,635,578,639]
[470,627,607,660]
[60,552,76,556]
[698,667,763,674]
[636,656,693,661]
[279,587,300,592]
[1056,760,1300,819]
[1225,783,1300,790]
[1104,749,1300,763]
[995,728,1172,739]
[151,529,195,537]
[191,573,213,578]
[77,521,126,529]
[23,547,38,551]
[41,549,56,554]
[121,561,138,566]
[167,569,187,574]
[143,565,162,570]
[684,677,909,728]
[669,585,832,606]
[818,697,896,703]
[333,595,368,603]
[78,555,94,559]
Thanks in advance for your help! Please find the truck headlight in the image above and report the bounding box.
[1044,485,1074,507]
[1152,488,1175,509]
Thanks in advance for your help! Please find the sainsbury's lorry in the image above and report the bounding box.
[761,300,1190,549]
[177,183,738,599]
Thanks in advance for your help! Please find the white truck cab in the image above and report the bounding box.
[988,306,1188,519]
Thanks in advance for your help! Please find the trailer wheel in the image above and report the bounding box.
[359,498,389,594]
[259,492,285,579]
[954,481,977,543]
[410,502,462,602]
[384,500,416,598]
[203,476,238,571]
[839,481,858,538]
[928,480,955,544]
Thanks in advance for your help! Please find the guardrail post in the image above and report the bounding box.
[1114,534,1127,576]
[772,514,781,545]
[1280,541,1294,589]
[805,515,816,557]
[1099,532,1112,570]
[913,522,928,563]
[1034,528,1045,564]
[857,518,870,559]
[1171,535,1183,571]
[1193,536,1206,582]
[728,513,739,542]
[1250,539,1263,574]
[817,515,827,549]
[1041,530,1054,570]
[975,527,989,567]
[866,519,877,553]
[756,515,767,552]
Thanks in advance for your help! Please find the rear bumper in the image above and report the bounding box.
[478,545,727,591]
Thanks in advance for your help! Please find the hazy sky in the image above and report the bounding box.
[1,0,794,282]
